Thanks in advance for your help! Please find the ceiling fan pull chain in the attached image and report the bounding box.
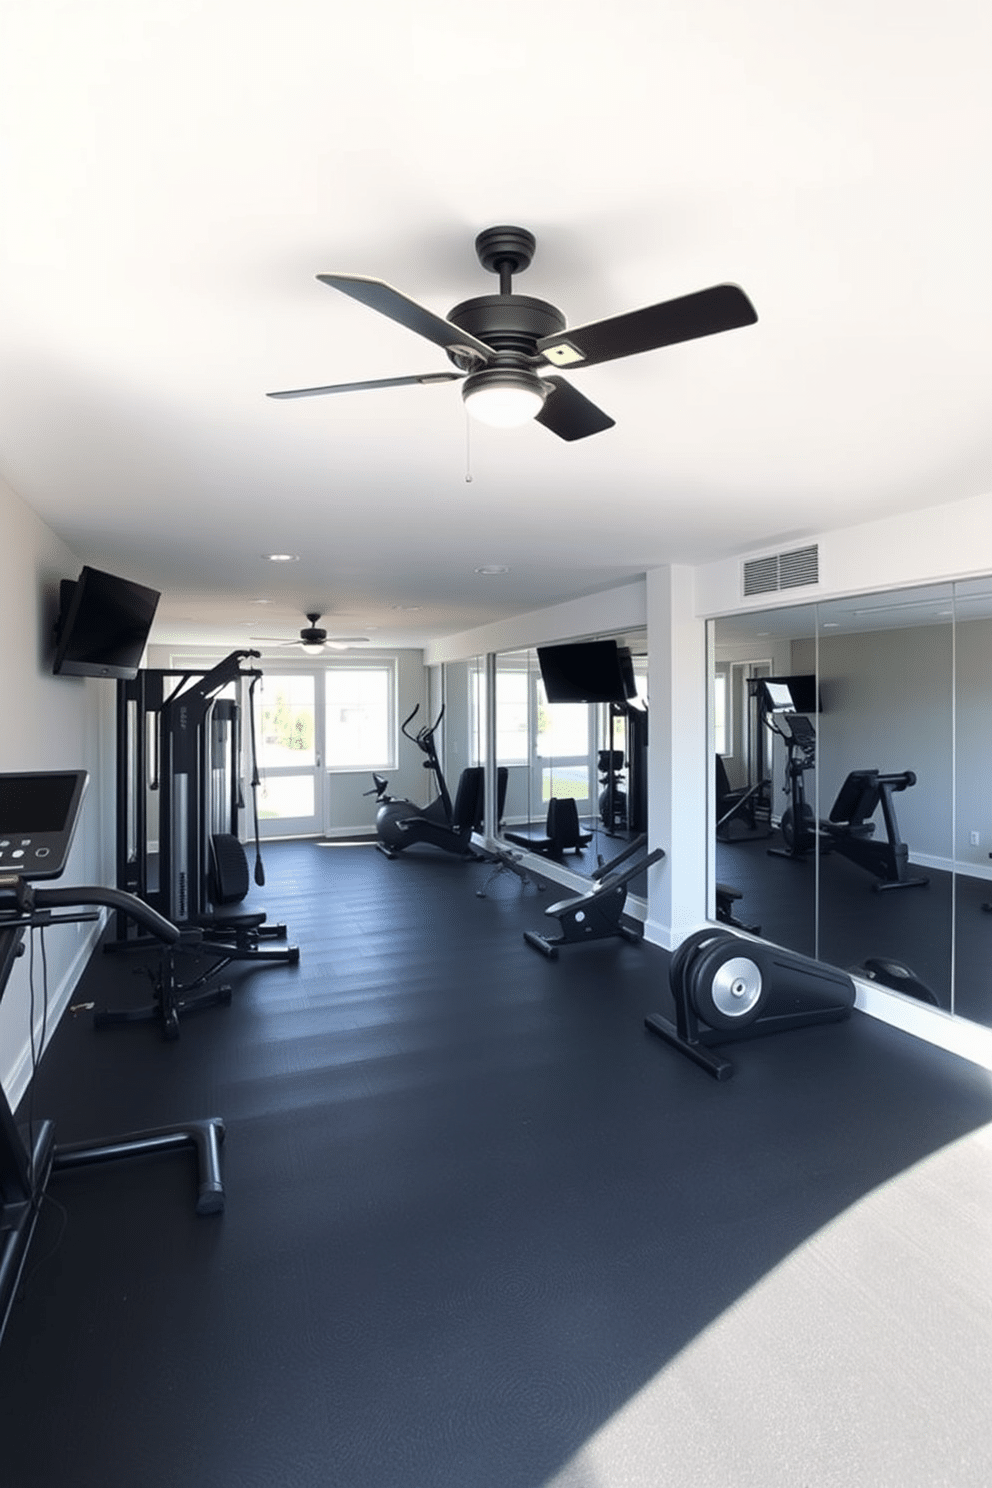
[464,409,473,483]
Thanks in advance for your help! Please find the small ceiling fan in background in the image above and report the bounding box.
[251,613,370,654]
[268,225,758,441]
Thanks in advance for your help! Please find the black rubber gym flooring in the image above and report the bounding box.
[2,839,991,1487]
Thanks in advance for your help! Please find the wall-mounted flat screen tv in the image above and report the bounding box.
[537,640,634,704]
[52,566,161,680]
[617,646,638,700]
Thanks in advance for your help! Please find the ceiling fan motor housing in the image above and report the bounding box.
[446,294,566,361]
[301,612,327,644]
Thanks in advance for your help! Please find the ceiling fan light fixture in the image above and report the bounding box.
[462,367,547,428]
[300,641,325,654]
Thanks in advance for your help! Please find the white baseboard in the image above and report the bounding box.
[853,977,992,1070]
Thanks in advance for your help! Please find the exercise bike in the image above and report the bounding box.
[367,705,482,859]
[767,712,818,858]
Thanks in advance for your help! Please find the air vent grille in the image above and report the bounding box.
[743,544,819,597]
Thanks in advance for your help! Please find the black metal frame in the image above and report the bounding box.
[113,652,298,973]
[522,836,665,958]
[0,874,225,1348]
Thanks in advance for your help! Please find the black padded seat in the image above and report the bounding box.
[504,796,592,858]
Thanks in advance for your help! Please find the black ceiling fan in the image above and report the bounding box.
[251,613,370,653]
[267,226,758,441]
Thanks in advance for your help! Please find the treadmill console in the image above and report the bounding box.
[0,771,88,881]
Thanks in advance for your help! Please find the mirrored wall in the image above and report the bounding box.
[444,633,648,881]
[710,580,992,1029]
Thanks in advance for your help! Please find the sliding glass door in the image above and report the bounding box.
[251,661,397,839]
[254,673,323,836]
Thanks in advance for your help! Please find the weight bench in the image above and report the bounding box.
[715,882,761,935]
[715,756,769,840]
[820,768,929,890]
[504,796,592,858]
[523,836,665,958]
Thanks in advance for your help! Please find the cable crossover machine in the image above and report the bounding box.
[111,651,299,1012]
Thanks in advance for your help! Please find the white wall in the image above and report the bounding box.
[816,624,954,869]
[644,566,707,948]
[0,479,114,1106]
[694,490,992,619]
[424,580,647,665]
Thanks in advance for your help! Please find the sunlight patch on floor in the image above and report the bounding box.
[545,1122,992,1488]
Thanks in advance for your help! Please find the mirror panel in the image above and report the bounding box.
[815,586,954,1010]
[710,579,992,1031]
[491,633,648,882]
[952,576,992,1026]
[710,605,818,958]
[495,649,532,839]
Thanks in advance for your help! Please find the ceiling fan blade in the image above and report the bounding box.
[267,372,461,400]
[317,273,494,366]
[534,377,616,441]
[536,284,758,369]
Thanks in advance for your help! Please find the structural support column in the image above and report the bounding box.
[645,565,709,948]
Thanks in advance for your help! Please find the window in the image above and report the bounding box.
[324,664,395,770]
[258,674,316,768]
[714,667,729,756]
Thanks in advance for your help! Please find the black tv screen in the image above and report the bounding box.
[53,566,160,680]
[617,646,638,700]
[537,640,633,704]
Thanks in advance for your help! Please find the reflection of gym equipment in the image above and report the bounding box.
[766,712,818,858]
[857,956,941,1007]
[114,652,299,973]
[0,769,225,1344]
[645,928,856,1080]
[715,882,760,935]
[370,706,504,859]
[822,769,929,890]
[505,796,593,859]
[607,702,648,834]
[715,756,770,841]
[522,837,665,958]
[598,749,627,830]
[764,707,927,891]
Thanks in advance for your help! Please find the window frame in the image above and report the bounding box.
[323,658,398,774]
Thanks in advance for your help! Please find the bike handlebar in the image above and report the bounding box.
[401,703,445,747]
[33,886,181,944]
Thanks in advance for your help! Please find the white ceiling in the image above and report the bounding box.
[2,1,991,653]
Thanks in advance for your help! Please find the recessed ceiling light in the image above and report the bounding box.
[475,565,509,575]
[390,604,421,611]
[263,552,299,562]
